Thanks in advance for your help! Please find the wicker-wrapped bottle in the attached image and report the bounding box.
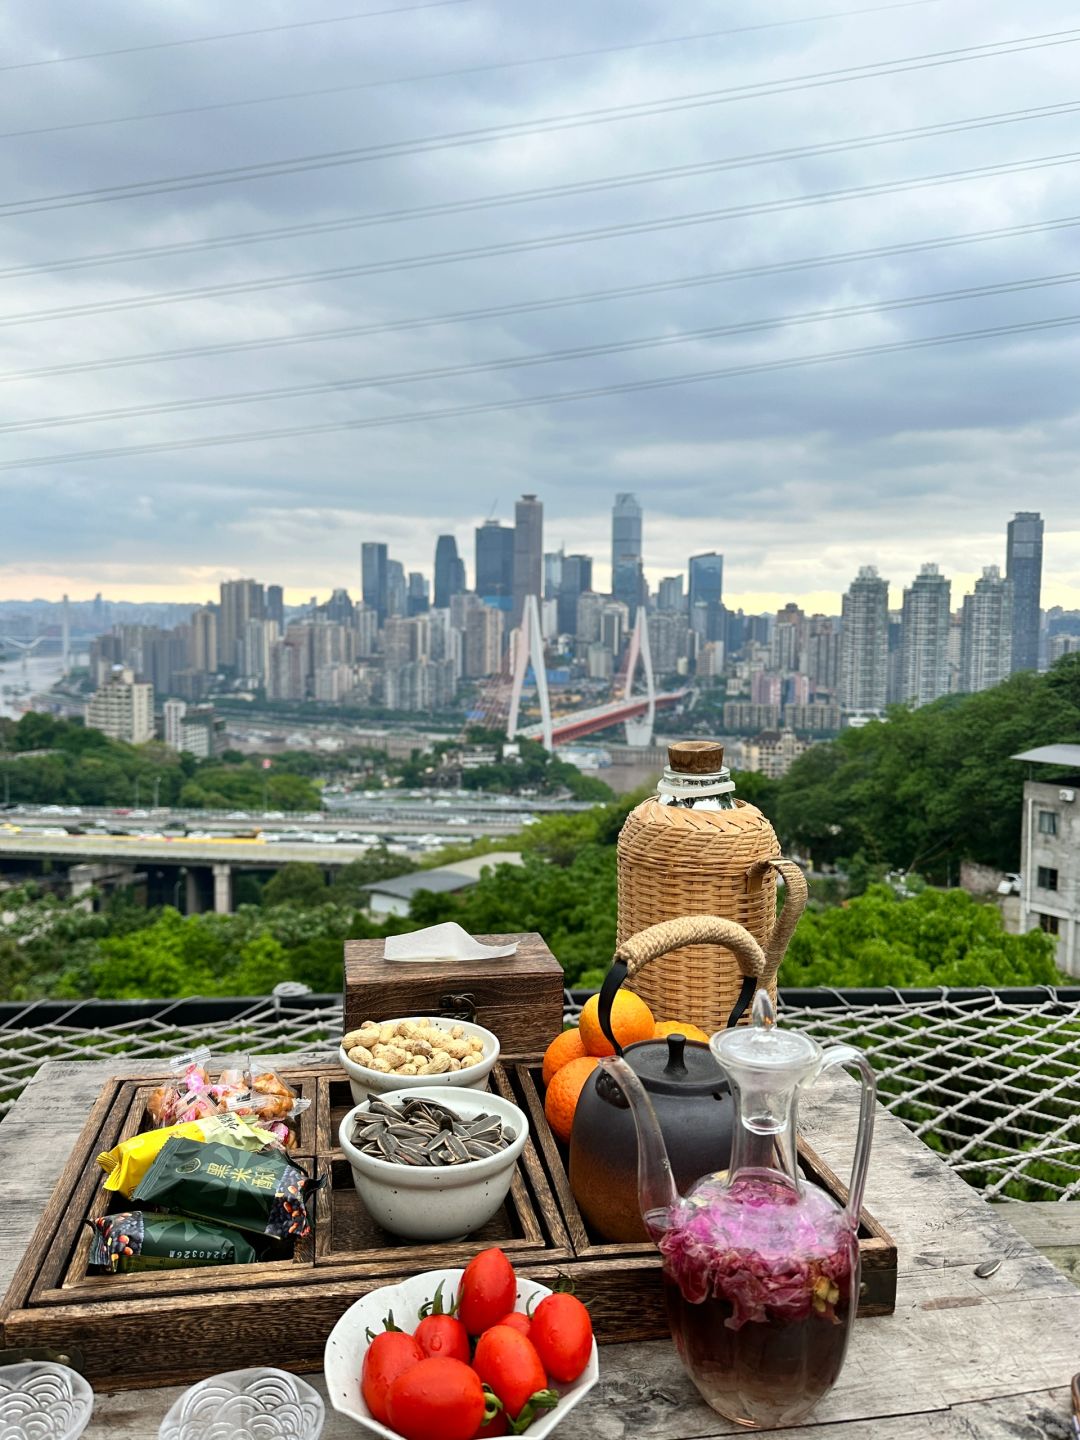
[617,740,807,1032]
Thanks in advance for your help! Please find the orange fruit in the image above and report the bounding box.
[544,1056,599,1143]
[542,1028,587,1087]
[578,991,655,1057]
[654,1020,711,1044]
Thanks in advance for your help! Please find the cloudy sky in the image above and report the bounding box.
[1,0,1079,612]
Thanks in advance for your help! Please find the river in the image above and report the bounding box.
[0,653,72,720]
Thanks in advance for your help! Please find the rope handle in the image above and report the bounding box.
[599,914,768,1053]
[615,914,767,980]
[745,857,809,988]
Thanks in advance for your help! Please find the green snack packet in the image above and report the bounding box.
[133,1138,316,1240]
[90,1211,258,1272]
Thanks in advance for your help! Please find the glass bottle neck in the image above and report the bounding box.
[656,765,737,808]
[726,1074,801,1190]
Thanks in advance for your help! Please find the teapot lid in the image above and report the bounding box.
[623,1033,727,1096]
[711,992,820,1076]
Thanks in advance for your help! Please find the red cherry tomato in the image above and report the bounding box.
[386,1357,487,1440]
[457,1249,518,1337]
[474,1408,509,1438]
[361,1331,423,1424]
[414,1312,471,1364]
[472,1326,557,1427]
[528,1293,594,1383]
[493,1311,531,1339]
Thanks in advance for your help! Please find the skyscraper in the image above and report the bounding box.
[512,494,543,627]
[770,603,804,672]
[840,566,889,712]
[218,579,265,669]
[688,552,723,642]
[407,573,430,616]
[475,520,514,603]
[558,555,593,635]
[612,493,642,574]
[612,554,645,622]
[961,565,1013,692]
[900,563,951,707]
[434,535,464,609]
[657,576,685,612]
[266,584,285,630]
[386,560,407,620]
[544,550,564,600]
[1006,511,1043,672]
[361,543,389,624]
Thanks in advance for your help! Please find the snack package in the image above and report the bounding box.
[90,1211,258,1272]
[225,1068,310,1137]
[133,1138,318,1240]
[146,1050,252,1129]
[97,1113,282,1198]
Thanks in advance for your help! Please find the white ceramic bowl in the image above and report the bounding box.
[339,1016,500,1104]
[339,1086,528,1242]
[325,1267,599,1440]
[159,1367,324,1440]
[0,1362,94,1440]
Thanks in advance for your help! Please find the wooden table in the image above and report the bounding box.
[2,1056,1078,1438]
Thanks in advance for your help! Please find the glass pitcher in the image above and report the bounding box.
[601,991,876,1430]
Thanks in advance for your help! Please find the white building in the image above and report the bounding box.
[961,566,1013,693]
[1014,743,1080,977]
[900,563,951,707]
[85,667,154,744]
[162,698,219,758]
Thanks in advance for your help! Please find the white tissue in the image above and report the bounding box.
[383,922,519,963]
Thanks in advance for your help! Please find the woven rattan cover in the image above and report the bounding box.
[617,798,782,1032]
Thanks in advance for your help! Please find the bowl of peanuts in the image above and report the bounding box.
[338,1016,500,1104]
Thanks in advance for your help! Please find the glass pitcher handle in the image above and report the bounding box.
[816,1045,877,1227]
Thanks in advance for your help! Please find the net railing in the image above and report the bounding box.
[1,988,1077,1203]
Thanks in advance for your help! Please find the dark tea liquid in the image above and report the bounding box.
[647,1172,858,1429]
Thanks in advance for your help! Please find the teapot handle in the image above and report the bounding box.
[815,1045,877,1226]
[599,914,768,1054]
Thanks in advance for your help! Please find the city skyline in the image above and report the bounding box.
[3,4,1080,610]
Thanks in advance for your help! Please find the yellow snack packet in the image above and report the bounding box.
[97,1113,277,1197]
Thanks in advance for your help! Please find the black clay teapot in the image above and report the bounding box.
[569,914,771,1243]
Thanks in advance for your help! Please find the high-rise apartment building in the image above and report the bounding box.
[647,612,689,676]
[961,565,1013,692]
[900,563,951,707]
[475,520,514,602]
[840,566,889,712]
[237,617,278,685]
[1006,511,1043,672]
[434,535,465,609]
[512,494,543,628]
[804,616,840,695]
[557,554,593,635]
[575,591,603,644]
[218,579,265,668]
[361,542,389,623]
[463,599,505,678]
[688,553,723,641]
[85,667,154,744]
[266,585,285,630]
[600,601,630,655]
[612,493,643,576]
[188,607,218,675]
[770,603,804,673]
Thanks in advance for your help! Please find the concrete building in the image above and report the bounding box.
[434,535,465,609]
[900,563,951,707]
[961,566,1013,693]
[723,700,781,732]
[557,554,593,635]
[600,601,629,655]
[386,560,407,620]
[512,494,543,628]
[463,600,505,678]
[188,607,218,674]
[657,576,685,612]
[1014,743,1080,976]
[739,728,809,779]
[362,852,523,918]
[218,579,265,669]
[612,493,642,576]
[383,657,458,711]
[162,699,220,758]
[266,584,285,630]
[1006,511,1043,673]
[575,592,603,644]
[688,552,723,642]
[840,566,889,713]
[782,702,842,734]
[770,604,804,673]
[85,667,154,744]
[647,612,689,676]
[804,616,840,696]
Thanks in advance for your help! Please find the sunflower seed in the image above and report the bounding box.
[349,1094,513,1167]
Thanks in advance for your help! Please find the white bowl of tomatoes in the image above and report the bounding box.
[324,1249,599,1440]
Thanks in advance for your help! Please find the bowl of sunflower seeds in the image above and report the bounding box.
[338,1086,528,1241]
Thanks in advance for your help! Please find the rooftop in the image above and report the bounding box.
[363,851,522,898]
[1013,744,1080,767]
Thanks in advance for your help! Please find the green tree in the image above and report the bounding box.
[261,863,327,908]
[327,851,416,907]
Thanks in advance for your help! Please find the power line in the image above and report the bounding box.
[0,0,955,136]
[4,214,1079,387]
[5,149,1078,328]
[8,98,1078,281]
[5,270,1078,436]
[4,313,1078,472]
[0,0,479,73]
[5,26,1079,217]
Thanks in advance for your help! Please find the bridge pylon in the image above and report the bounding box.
[621,608,656,746]
[506,595,553,752]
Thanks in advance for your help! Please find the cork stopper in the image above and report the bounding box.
[667,740,725,774]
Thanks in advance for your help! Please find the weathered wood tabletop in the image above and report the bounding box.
[1,1054,1078,1438]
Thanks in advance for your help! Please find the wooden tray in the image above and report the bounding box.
[511,1064,897,1345]
[0,1063,571,1388]
[0,1061,895,1386]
